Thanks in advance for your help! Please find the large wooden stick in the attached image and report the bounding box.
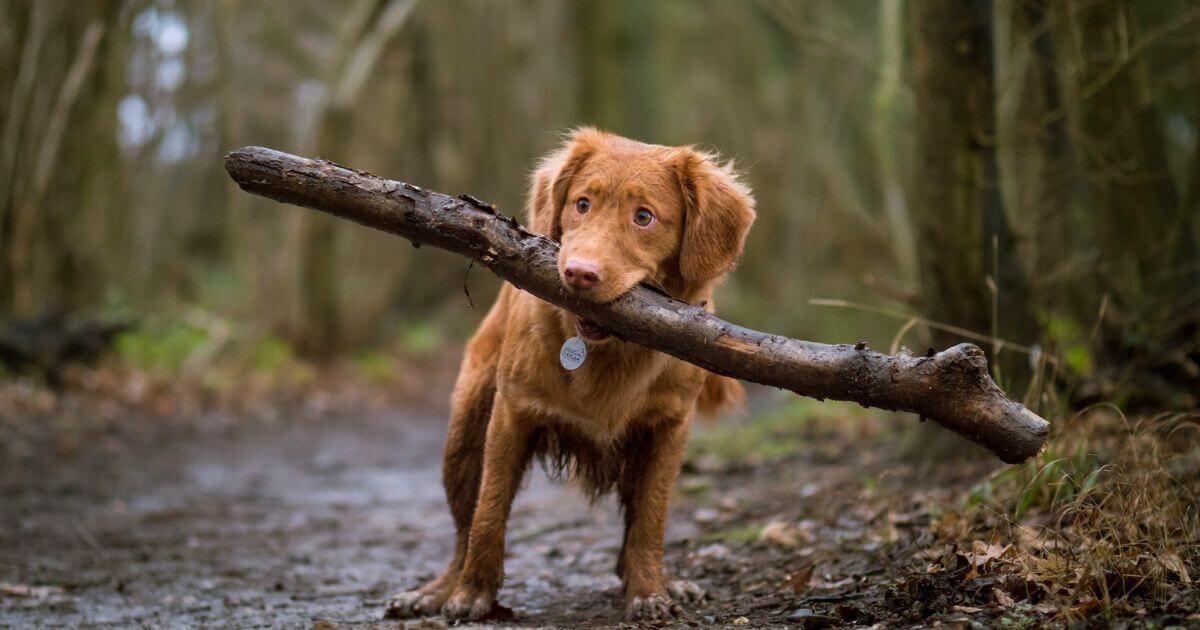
[225,146,1049,463]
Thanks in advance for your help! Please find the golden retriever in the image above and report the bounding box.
[388,128,755,622]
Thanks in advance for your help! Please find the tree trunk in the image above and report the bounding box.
[0,1,119,316]
[997,0,1076,302]
[224,145,1050,463]
[909,0,1037,389]
[574,0,660,140]
[871,0,917,287]
[1055,0,1200,406]
[287,0,418,357]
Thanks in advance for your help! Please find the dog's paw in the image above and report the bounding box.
[384,590,439,619]
[442,586,499,622]
[625,593,679,622]
[667,579,707,603]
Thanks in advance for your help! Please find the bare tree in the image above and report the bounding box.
[909,0,1037,386]
[1054,0,1200,404]
[0,1,121,316]
[284,0,418,356]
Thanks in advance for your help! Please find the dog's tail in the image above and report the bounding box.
[696,373,745,418]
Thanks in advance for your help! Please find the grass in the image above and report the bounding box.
[704,524,765,545]
[115,320,214,375]
[353,350,398,385]
[689,396,885,465]
[24,308,460,411]
[955,407,1199,619]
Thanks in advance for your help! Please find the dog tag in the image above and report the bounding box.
[559,336,587,371]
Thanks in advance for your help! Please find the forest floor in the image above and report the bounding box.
[1,366,1196,628]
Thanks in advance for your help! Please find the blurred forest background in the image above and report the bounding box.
[2,2,1200,626]
[1,0,1199,412]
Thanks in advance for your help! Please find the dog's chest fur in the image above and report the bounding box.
[500,297,701,445]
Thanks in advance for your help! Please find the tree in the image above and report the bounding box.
[1052,0,1200,406]
[574,0,661,140]
[0,0,123,316]
[909,0,1037,388]
[286,0,418,356]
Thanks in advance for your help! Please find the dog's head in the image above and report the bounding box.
[528,128,755,341]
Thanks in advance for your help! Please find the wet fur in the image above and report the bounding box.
[391,128,755,622]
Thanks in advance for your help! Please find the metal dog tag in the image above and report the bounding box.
[559,336,587,371]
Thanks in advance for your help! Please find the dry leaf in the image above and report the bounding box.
[1158,551,1192,584]
[962,540,1011,579]
[993,587,1016,608]
[0,583,65,599]
[952,605,983,613]
[759,520,801,548]
[966,540,1011,567]
[1071,598,1102,617]
[788,565,815,596]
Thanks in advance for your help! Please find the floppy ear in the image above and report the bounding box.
[526,128,603,241]
[674,148,756,286]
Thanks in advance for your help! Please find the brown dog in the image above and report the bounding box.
[388,128,755,622]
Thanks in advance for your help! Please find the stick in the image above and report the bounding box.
[224,146,1049,463]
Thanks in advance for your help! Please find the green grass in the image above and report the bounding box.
[689,397,879,464]
[247,335,295,374]
[398,321,443,358]
[115,322,213,375]
[353,350,397,384]
[975,437,1104,518]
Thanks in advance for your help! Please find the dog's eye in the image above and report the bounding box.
[633,207,655,227]
[575,197,590,214]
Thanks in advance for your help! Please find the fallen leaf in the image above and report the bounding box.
[993,587,1016,608]
[966,540,1011,567]
[1158,551,1192,584]
[961,540,1011,579]
[759,520,802,547]
[731,616,750,625]
[1015,524,1055,552]
[1071,598,1103,616]
[0,583,65,599]
[788,566,815,596]
[809,575,855,590]
[952,605,983,613]
[1033,603,1058,615]
[931,511,970,540]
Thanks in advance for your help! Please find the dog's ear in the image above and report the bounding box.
[527,128,603,241]
[673,148,756,286]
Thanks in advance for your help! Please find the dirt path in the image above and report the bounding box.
[1,394,1004,629]
[1,408,637,627]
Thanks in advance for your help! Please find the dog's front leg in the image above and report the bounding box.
[442,395,534,621]
[621,416,690,621]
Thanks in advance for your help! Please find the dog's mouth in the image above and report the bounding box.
[575,317,611,341]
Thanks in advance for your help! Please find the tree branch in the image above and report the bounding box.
[224,146,1049,463]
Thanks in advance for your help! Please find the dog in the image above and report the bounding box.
[388,128,756,622]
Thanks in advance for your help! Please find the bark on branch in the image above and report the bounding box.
[224,146,1049,463]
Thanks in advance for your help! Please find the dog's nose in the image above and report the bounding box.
[563,259,601,290]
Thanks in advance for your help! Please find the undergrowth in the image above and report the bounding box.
[956,407,1199,621]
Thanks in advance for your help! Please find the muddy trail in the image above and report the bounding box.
[1,391,1019,629]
